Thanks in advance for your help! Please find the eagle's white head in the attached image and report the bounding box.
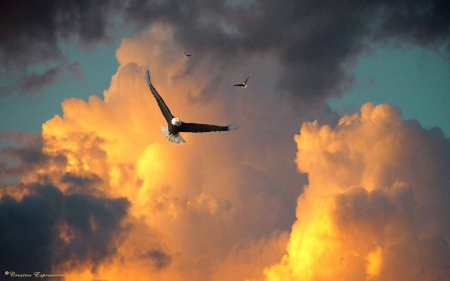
[171,117,182,127]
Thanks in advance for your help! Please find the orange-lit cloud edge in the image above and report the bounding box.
[5,25,450,281]
[38,25,293,281]
[264,103,450,281]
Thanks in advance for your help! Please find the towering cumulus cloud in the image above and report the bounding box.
[264,103,450,280]
[1,24,309,280]
[2,19,449,279]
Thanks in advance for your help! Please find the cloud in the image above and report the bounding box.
[2,25,324,280]
[121,0,450,102]
[0,0,112,95]
[3,22,449,280]
[0,1,116,72]
[138,249,172,270]
[0,127,168,278]
[264,103,450,280]
[0,60,81,97]
[60,172,103,195]
[0,183,130,274]
[0,134,66,179]
[2,0,450,98]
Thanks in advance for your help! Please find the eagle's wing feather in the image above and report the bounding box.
[146,69,174,124]
[244,76,249,84]
[179,122,238,133]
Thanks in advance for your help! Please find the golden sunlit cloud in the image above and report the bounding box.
[367,246,382,277]
[4,19,449,280]
[264,102,450,281]
[23,24,295,281]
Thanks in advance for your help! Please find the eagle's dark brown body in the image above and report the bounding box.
[145,69,238,144]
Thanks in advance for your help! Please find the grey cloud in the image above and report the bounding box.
[61,172,104,196]
[0,0,114,96]
[380,235,450,280]
[0,137,67,177]
[139,249,172,270]
[55,192,130,272]
[0,0,116,72]
[0,133,173,275]
[0,183,130,274]
[122,0,450,102]
[0,60,81,97]
[187,75,223,104]
[2,0,450,100]
[333,187,398,241]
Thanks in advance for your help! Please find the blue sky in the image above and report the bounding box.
[329,43,450,136]
[0,43,119,133]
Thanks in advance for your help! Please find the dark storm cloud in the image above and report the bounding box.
[0,0,114,96]
[55,192,130,272]
[374,0,450,45]
[121,0,450,101]
[0,0,116,71]
[1,0,449,99]
[0,183,130,274]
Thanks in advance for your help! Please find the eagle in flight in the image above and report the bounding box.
[232,76,249,88]
[145,69,238,144]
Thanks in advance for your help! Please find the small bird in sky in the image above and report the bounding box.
[232,76,249,88]
[145,69,238,144]
[184,51,192,57]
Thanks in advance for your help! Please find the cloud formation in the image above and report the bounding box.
[2,0,449,98]
[2,22,449,280]
[0,183,130,275]
[264,103,450,280]
[0,1,116,71]
[0,61,81,97]
[2,25,316,280]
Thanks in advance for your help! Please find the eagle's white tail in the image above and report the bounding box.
[227,122,239,131]
[160,126,186,144]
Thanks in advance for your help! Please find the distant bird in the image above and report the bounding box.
[184,51,192,57]
[145,69,238,144]
[232,76,249,88]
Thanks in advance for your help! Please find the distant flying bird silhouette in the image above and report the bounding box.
[232,76,249,88]
[184,51,192,57]
[145,69,238,144]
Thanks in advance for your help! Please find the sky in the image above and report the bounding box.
[1,1,450,281]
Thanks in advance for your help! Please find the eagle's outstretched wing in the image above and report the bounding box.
[145,69,174,124]
[244,76,249,84]
[179,122,239,133]
[233,83,245,87]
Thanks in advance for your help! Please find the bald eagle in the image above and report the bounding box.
[232,75,249,88]
[145,69,238,144]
